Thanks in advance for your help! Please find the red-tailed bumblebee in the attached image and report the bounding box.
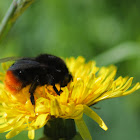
[1,54,73,105]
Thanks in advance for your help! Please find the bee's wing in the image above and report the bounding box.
[8,59,42,71]
[0,57,22,63]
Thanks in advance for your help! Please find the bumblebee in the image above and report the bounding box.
[2,54,72,105]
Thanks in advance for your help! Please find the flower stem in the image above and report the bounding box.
[0,0,35,43]
[44,118,76,140]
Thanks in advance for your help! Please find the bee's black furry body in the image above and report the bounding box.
[6,54,72,105]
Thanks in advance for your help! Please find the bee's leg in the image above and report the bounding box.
[53,85,63,95]
[29,76,39,105]
[47,74,62,95]
[53,85,60,95]
[30,91,35,105]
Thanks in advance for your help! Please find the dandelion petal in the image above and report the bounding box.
[6,125,26,139]
[28,130,35,140]
[32,114,49,129]
[83,105,108,131]
[75,118,92,140]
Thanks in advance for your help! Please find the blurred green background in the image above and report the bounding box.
[0,0,140,140]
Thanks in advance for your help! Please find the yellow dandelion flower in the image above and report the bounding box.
[0,56,140,140]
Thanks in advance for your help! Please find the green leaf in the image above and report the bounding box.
[95,42,140,66]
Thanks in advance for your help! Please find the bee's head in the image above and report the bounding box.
[61,73,73,87]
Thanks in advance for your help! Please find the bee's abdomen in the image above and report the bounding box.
[4,71,23,93]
